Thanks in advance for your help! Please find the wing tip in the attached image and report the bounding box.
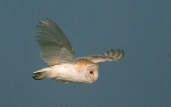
[37,18,55,27]
[107,49,125,61]
[36,18,48,28]
[36,18,57,32]
[40,17,51,23]
[121,49,125,58]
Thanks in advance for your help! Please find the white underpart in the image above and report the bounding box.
[34,64,90,83]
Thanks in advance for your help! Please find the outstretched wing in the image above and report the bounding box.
[36,18,76,65]
[80,49,124,63]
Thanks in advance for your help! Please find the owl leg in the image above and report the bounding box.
[33,67,52,80]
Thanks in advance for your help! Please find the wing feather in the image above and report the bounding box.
[37,18,75,65]
[80,49,124,63]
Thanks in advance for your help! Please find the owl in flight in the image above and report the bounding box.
[33,18,124,83]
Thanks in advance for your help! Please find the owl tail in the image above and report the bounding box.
[32,67,51,80]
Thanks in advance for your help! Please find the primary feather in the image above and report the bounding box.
[37,18,75,65]
[78,49,124,63]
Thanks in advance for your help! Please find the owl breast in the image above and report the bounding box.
[45,59,98,83]
[47,63,89,83]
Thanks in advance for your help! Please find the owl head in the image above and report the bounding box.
[85,64,99,83]
[75,59,99,83]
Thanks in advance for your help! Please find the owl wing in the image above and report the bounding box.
[36,18,76,65]
[80,49,124,63]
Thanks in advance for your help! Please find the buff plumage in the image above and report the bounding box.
[33,18,124,84]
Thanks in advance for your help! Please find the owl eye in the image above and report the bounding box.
[89,71,94,74]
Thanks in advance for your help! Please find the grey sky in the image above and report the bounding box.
[0,0,170,107]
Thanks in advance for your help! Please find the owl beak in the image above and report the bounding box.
[92,71,98,82]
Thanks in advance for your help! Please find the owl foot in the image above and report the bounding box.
[32,72,45,80]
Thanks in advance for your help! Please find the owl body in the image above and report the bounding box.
[33,18,124,84]
[34,59,99,83]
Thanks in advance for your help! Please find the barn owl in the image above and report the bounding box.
[33,18,124,83]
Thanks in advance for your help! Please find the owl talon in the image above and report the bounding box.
[32,72,45,80]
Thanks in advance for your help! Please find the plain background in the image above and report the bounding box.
[0,0,170,107]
